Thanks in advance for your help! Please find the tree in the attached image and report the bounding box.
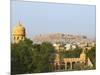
[11,39,55,74]
[86,46,96,69]
[11,38,34,74]
[32,42,55,73]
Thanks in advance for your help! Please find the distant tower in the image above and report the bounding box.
[12,21,26,43]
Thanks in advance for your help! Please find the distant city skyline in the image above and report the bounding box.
[11,1,96,39]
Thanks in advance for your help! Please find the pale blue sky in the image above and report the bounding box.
[11,1,96,39]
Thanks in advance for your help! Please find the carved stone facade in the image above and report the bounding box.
[53,46,93,71]
[54,50,87,71]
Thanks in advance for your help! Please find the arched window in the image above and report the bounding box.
[56,63,59,70]
[61,62,65,70]
[17,37,19,40]
[14,36,15,40]
[67,62,70,69]
[61,61,65,65]
[72,62,76,69]
[22,36,23,39]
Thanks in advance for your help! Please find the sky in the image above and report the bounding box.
[11,0,96,39]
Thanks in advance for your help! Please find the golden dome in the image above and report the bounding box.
[12,22,25,36]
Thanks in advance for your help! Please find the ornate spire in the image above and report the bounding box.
[82,48,86,53]
[18,21,22,26]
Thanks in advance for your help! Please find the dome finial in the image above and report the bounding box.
[19,20,20,24]
[18,20,21,26]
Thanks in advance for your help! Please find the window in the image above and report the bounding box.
[55,63,59,70]
[72,62,76,69]
[67,62,70,69]
[14,36,15,40]
[17,37,19,40]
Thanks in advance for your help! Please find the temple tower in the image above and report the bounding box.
[12,21,26,43]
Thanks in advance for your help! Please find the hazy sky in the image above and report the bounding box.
[11,0,96,39]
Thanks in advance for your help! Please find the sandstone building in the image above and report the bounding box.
[12,22,26,43]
